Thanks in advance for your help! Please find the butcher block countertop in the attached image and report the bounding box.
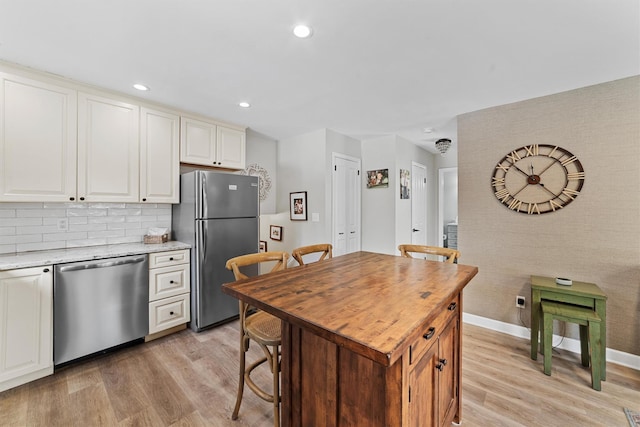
[0,241,190,271]
[222,251,478,366]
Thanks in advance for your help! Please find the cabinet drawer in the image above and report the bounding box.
[149,249,189,269]
[409,295,459,364]
[149,294,190,334]
[149,264,190,301]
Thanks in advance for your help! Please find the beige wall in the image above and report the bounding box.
[458,76,640,355]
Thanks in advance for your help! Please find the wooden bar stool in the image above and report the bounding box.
[541,301,602,391]
[225,251,290,427]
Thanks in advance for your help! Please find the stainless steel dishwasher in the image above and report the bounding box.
[54,254,149,365]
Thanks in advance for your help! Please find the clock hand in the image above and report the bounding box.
[538,183,559,198]
[512,183,529,198]
[512,165,530,177]
[536,159,557,177]
[530,163,534,175]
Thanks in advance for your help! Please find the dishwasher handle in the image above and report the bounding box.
[57,255,147,272]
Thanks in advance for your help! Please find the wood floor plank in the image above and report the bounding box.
[67,382,119,426]
[0,321,638,426]
[99,352,151,422]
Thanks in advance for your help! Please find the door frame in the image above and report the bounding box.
[438,167,458,247]
[411,161,427,246]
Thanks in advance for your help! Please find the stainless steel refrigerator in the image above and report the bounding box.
[172,171,259,331]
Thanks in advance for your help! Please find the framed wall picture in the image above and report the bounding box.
[259,240,267,253]
[290,191,308,221]
[270,225,283,241]
[400,169,410,199]
[366,169,389,188]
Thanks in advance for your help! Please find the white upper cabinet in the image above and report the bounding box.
[140,107,179,203]
[180,116,246,170]
[78,92,140,202]
[0,64,247,203]
[180,116,217,165]
[216,125,246,170]
[0,73,77,202]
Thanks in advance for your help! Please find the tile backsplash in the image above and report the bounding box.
[0,202,171,254]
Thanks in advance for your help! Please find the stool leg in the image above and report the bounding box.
[589,321,602,391]
[271,345,280,427]
[543,313,553,376]
[579,325,589,367]
[232,333,248,420]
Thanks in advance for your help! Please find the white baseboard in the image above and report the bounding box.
[462,312,640,371]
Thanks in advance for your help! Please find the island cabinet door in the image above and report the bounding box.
[437,318,459,426]
[407,316,460,427]
[408,340,439,427]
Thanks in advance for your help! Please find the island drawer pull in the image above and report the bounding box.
[448,302,457,311]
[423,327,436,340]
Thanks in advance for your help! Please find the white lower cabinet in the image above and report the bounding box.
[0,266,53,392]
[147,249,190,336]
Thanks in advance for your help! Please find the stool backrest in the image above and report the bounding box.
[292,243,333,266]
[398,244,460,263]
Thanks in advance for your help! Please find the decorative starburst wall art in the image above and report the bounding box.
[241,163,272,202]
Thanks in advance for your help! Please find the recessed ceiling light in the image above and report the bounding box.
[133,83,149,91]
[423,128,433,133]
[293,24,312,38]
[238,101,251,108]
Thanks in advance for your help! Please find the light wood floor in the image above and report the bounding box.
[1,322,638,426]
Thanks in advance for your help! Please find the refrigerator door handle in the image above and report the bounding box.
[195,220,208,328]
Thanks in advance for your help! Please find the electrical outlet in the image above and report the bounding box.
[516,295,525,309]
[57,218,68,231]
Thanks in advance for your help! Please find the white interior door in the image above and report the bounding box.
[332,153,361,256]
[411,162,427,246]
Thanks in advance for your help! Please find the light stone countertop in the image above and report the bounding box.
[0,241,191,271]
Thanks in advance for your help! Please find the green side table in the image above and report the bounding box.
[530,275,607,380]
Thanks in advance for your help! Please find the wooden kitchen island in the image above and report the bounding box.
[222,251,478,427]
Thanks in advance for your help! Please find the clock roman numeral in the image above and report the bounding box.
[527,203,540,215]
[508,198,522,211]
[491,177,505,187]
[547,146,559,158]
[567,172,585,180]
[507,151,521,163]
[549,199,563,211]
[496,163,509,172]
[495,188,510,202]
[524,145,539,157]
[561,156,578,166]
[561,188,580,200]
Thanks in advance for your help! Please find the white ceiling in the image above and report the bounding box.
[0,1,638,153]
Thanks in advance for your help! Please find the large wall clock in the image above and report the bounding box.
[491,144,585,214]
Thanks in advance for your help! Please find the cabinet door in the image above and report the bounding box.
[408,340,439,427]
[0,266,53,392]
[140,107,179,203]
[438,318,459,427]
[216,126,245,169]
[180,116,217,166]
[0,73,77,202]
[78,92,139,202]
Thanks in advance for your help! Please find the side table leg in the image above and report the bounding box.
[531,289,541,360]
